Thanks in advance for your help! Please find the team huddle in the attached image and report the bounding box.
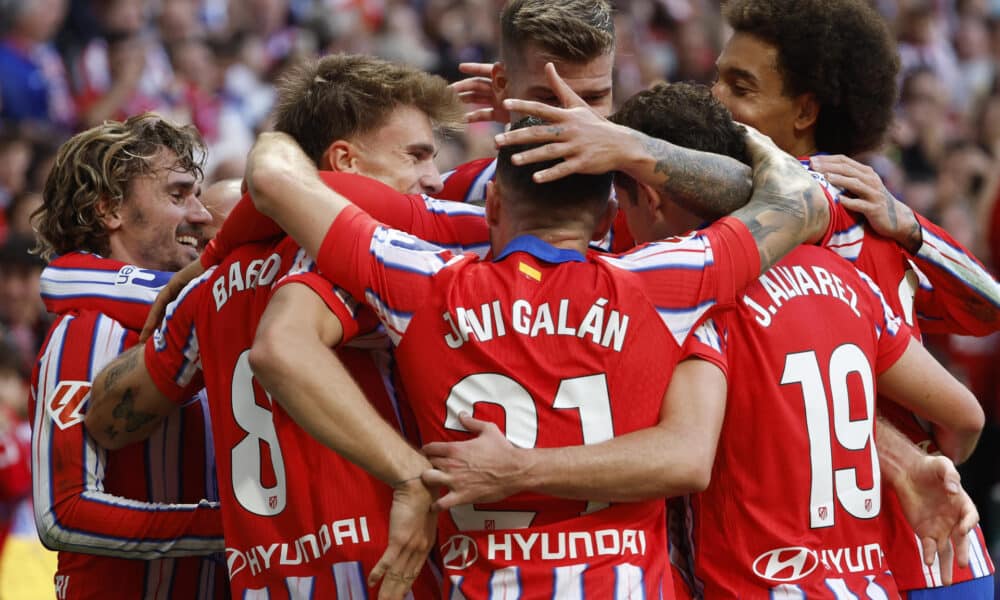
[27,1,1000,599]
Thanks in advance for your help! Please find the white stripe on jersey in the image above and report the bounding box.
[175,328,201,387]
[769,584,805,599]
[284,576,314,599]
[32,317,71,541]
[968,528,989,577]
[489,567,521,600]
[370,226,451,275]
[915,534,944,587]
[364,290,410,345]
[423,195,488,217]
[656,302,717,348]
[155,268,215,353]
[864,575,890,600]
[332,561,366,598]
[242,588,270,599]
[553,564,587,599]
[40,266,162,304]
[449,576,469,600]
[917,227,1000,309]
[614,563,644,600]
[691,319,723,354]
[856,271,903,337]
[824,578,860,599]
[826,224,864,263]
[599,235,714,272]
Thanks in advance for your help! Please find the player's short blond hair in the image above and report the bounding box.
[500,0,615,66]
[272,53,463,166]
[34,114,205,261]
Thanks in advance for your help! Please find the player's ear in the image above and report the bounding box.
[591,197,616,242]
[637,181,663,219]
[485,180,501,228]
[322,140,358,173]
[793,92,820,134]
[492,62,509,103]
[97,196,122,231]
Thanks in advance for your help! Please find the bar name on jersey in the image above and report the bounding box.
[442,297,629,352]
[743,264,860,328]
[212,254,283,311]
[487,527,647,562]
[226,515,371,580]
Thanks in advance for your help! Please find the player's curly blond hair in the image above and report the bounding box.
[33,113,205,261]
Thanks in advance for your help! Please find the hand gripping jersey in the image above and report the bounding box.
[813,165,998,590]
[315,204,761,599]
[144,236,439,599]
[677,246,910,599]
[30,252,225,600]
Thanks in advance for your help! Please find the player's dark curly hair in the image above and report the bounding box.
[496,116,613,215]
[723,0,899,155]
[610,82,748,203]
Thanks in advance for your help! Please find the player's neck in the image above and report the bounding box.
[505,225,593,255]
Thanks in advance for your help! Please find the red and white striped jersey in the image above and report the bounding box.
[30,252,225,600]
[680,246,909,598]
[144,236,439,599]
[811,163,998,590]
[315,205,761,599]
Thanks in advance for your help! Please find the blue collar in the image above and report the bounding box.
[494,234,587,264]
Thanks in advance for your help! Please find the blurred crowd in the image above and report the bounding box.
[1,0,1000,594]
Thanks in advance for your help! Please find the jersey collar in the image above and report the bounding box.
[494,234,587,264]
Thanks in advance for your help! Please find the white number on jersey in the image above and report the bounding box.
[231,349,287,516]
[444,373,614,530]
[781,344,879,528]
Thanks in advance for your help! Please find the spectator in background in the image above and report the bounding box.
[0,236,47,363]
[71,0,177,129]
[0,0,74,129]
[0,135,32,213]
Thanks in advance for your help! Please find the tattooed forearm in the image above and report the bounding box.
[633,131,753,219]
[101,348,139,395]
[110,388,159,433]
[902,219,923,254]
[731,154,830,274]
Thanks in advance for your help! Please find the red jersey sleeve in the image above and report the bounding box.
[908,211,1000,336]
[31,310,222,559]
[436,157,496,203]
[270,270,363,344]
[317,205,469,345]
[145,270,211,403]
[681,316,729,379]
[598,216,760,347]
[203,173,490,268]
[855,270,912,374]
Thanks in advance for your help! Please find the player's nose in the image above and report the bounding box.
[420,168,444,195]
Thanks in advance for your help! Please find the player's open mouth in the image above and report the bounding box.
[177,235,199,248]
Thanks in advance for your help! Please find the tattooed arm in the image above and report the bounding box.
[722,127,829,272]
[85,346,179,450]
